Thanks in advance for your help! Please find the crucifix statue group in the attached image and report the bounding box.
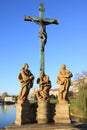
[15,3,73,125]
[17,3,73,109]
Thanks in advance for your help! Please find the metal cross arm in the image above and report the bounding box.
[24,16,59,25]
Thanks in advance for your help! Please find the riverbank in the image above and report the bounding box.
[71,112,87,120]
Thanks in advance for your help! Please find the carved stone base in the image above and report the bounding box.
[36,100,48,124]
[15,103,30,125]
[54,103,71,124]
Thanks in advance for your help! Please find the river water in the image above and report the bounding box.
[0,104,16,128]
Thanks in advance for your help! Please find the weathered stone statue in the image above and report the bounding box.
[36,70,51,123]
[17,63,34,104]
[54,64,73,124]
[56,64,73,103]
[36,70,51,100]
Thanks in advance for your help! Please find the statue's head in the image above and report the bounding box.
[23,63,29,70]
[61,64,66,70]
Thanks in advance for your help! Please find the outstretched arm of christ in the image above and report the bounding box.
[24,16,40,24]
[42,18,59,25]
[24,16,59,25]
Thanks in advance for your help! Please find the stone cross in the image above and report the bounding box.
[24,3,59,72]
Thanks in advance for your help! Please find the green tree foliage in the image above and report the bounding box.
[77,83,87,116]
[75,72,87,117]
[1,92,8,99]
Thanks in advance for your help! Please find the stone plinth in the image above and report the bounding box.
[54,103,71,124]
[15,103,30,125]
[36,100,48,124]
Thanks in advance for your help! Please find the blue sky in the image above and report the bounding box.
[0,0,87,95]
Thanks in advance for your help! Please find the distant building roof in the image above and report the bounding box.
[49,88,59,96]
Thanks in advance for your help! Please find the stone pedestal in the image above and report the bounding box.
[36,100,48,124]
[15,103,30,125]
[54,103,71,124]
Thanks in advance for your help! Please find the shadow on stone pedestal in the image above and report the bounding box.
[54,103,71,124]
[15,103,30,125]
[29,102,37,123]
[15,103,37,125]
[47,102,56,123]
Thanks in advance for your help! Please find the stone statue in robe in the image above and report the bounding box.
[56,64,73,103]
[36,70,51,100]
[17,63,34,104]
